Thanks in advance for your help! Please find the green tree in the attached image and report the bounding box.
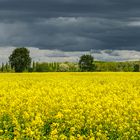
[59,63,69,72]
[1,63,4,72]
[9,47,31,72]
[32,61,36,72]
[134,64,140,72]
[79,54,95,71]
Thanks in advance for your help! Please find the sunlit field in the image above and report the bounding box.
[0,73,140,139]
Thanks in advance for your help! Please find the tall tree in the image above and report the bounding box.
[79,54,95,71]
[134,64,140,72]
[1,63,4,72]
[9,47,31,72]
[32,61,36,72]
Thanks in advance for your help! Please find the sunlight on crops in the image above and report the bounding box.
[0,72,140,139]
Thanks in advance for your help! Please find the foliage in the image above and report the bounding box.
[58,63,69,72]
[95,61,139,72]
[35,62,59,72]
[133,64,140,72]
[0,63,14,72]
[79,54,95,71]
[1,59,140,72]
[29,62,79,72]
[9,47,31,72]
[0,73,140,139]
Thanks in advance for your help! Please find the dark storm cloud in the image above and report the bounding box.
[0,0,140,51]
[1,0,140,20]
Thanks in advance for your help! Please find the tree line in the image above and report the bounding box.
[0,47,140,72]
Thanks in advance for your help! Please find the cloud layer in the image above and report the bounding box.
[1,47,140,64]
[0,0,140,61]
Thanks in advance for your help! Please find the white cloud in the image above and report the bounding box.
[128,21,140,26]
[95,50,140,61]
[0,47,140,65]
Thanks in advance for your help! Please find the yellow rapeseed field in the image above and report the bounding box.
[0,72,140,140]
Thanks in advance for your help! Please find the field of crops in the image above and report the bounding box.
[0,73,140,139]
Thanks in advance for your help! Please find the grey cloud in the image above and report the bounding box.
[0,17,140,51]
[0,0,140,21]
[0,0,140,53]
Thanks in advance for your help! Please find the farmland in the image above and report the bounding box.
[0,73,140,139]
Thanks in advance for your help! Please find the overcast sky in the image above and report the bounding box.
[0,0,140,62]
